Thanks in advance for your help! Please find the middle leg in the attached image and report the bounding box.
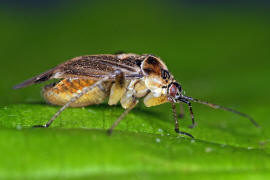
[107,99,138,134]
[108,72,140,134]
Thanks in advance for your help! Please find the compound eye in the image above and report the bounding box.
[169,84,177,97]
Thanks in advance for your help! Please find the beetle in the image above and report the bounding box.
[14,53,259,138]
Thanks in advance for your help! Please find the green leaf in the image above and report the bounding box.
[0,104,269,179]
[1,0,270,179]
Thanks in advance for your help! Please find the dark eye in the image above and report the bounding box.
[169,84,177,97]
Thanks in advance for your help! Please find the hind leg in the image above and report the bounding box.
[34,77,112,128]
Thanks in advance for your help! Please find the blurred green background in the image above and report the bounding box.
[0,0,270,106]
[0,0,270,179]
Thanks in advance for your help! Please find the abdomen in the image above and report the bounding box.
[42,79,112,107]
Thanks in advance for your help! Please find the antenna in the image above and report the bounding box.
[182,95,260,127]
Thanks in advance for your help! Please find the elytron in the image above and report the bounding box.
[14,53,259,138]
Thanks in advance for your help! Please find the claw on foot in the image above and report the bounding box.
[175,128,194,138]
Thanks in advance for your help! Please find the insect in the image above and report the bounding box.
[14,53,259,138]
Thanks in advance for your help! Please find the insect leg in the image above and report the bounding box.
[108,70,140,134]
[179,98,196,128]
[107,100,137,135]
[171,102,194,138]
[33,76,110,128]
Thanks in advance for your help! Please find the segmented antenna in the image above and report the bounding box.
[182,96,260,127]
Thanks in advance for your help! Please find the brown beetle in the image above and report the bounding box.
[14,53,259,138]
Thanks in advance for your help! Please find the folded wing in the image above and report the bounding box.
[14,54,143,89]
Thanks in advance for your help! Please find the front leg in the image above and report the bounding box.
[171,102,194,138]
[143,93,193,138]
[179,98,197,129]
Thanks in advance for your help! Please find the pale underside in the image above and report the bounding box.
[42,78,169,109]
